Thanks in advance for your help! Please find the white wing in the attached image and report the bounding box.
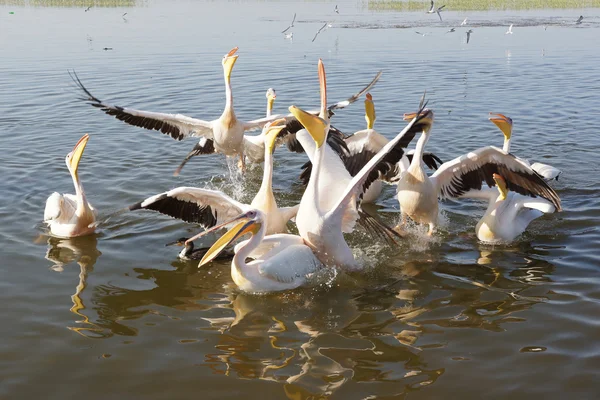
[258,244,322,284]
[430,146,562,211]
[44,192,65,222]
[530,162,561,181]
[72,71,214,141]
[129,187,248,228]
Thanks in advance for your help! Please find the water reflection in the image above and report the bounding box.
[45,235,103,338]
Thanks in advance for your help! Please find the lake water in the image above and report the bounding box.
[1,1,600,398]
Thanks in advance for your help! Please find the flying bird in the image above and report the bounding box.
[446,28,456,33]
[505,24,513,34]
[466,29,473,44]
[461,17,468,26]
[576,15,583,24]
[84,6,91,12]
[281,12,296,33]
[415,31,430,36]
[335,5,339,14]
[427,0,445,21]
[312,22,328,42]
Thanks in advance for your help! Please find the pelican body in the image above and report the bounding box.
[44,134,97,238]
[193,210,322,293]
[475,174,555,243]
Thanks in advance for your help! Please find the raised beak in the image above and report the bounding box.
[489,113,513,139]
[318,59,327,118]
[69,134,90,174]
[364,93,375,129]
[289,106,327,148]
[199,219,257,267]
[264,118,287,152]
[492,173,508,198]
[223,47,239,80]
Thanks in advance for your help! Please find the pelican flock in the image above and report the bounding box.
[44,45,564,294]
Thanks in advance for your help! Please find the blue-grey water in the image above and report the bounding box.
[1,1,600,398]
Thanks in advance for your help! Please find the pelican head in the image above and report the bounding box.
[263,118,287,153]
[489,113,513,141]
[364,92,376,129]
[403,109,434,134]
[198,210,263,267]
[493,173,508,200]
[289,106,327,148]
[66,134,90,177]
[222,47,239,81]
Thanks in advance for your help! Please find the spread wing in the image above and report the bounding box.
[70,71,214,141]
[129,187,248,227]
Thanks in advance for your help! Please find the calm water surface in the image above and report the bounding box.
[1,1,600,399]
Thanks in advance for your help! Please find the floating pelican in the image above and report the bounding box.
[427,0,445,21]
[166,237,235,260]
[299,93,443,204]
[192,209,323,293]
[129,120,300,235]
[395,110,561,235]
[44,134,97,238]
[289,60,428,270]
[474,174,556,243]
[488,113,561,181]
[505,24,514,34]
[71,47,277,172]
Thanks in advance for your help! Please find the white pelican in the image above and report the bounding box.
[174,72,381,175]
[505,24,514,34]
[166,237,235,261]
[192,209,323,293]
[488,113,561,181]
[395,110,562,235]
[288,60,428,270]
[427,0,445,21]
[71,47,277,172]
[474,173,556,243]
[299,93,443,204]
[129,120,299,235]
[44,134,97,238]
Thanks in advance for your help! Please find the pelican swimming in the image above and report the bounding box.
[488,113,561,181]
[395,110,561,236]
[288,60,428,270]
[129,120,299,235]
[166,237,235,260]
[44,134,97,238]
[72,47,278,172]
[474,174,556,243]
[299,93,443,204]
[192,209,323,293]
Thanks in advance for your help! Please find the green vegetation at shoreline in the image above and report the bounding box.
[366,0,600,11]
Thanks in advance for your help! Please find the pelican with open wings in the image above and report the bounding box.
[395,110,562,236]
[488,113,562,181]
[72,47,280,171]
[288,60,429,270]
[188,209,323,293]
[473,173,556,243]
[44,134,97,238]
[129,120,299,235]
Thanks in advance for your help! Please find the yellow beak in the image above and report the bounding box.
[318,59,327,118]
[489,113,513,140]
[222,47,239,80]
[289,106,327,148]
[492,173,508,200]
[264,118,287,153]
[364,93,375,129]
[69,134,90,175]
[199,219,259,267]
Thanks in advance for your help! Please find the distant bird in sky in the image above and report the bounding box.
[282,12,296,33]
[466,29,473,44]
[84,6,91,12]
[505,24,513,34]
[415,31,430,36]
[427,0,445,21]
[576,15,583,24]
[122,12,128,22]
[461,17,468,26]
[335,5,339,14]
[446,27,456,33]
[312,22,328,42]
[103,47,113,51]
